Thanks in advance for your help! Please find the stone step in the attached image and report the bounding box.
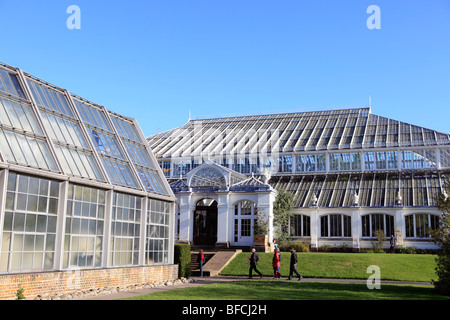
[194,250,242,277]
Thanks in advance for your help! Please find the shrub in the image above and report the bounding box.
[332,243,351,253]
[319,243,353,253]
[254,208,269,235]
[16,285,25,300]
[174,243,191,278]
[397,246,418,254]
[372,229,386,253]
[432,181,450,295]
[279,240,309,253]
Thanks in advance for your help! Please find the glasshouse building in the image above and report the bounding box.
[0,61,176,299]
[148,107,450,250]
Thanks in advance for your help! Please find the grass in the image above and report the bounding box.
[121,252,447,301]
[220,252,438,282]
[121,280,450,300]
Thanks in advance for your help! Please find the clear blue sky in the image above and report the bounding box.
[1,0,449,136]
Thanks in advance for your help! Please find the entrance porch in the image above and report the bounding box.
[171,162,277,250]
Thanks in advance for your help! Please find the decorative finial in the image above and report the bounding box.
[311,193,318,207]
[352,192,359,207]
[396,190,402,206]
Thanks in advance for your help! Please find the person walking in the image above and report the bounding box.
[389,235,396,253]
[248,247,263,279]
[287,247,303,281]
[272,247,281,279]
[197,249,205,277]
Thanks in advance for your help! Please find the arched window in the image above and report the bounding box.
[361,214,395,238]
[196,198,217,207]
[405,213,439,238]
[234,200,257,216]
[290,215,311,237]
[190,167,226,187]
[320,214,351,238]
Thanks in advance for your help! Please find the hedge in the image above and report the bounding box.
[174,243,191,278]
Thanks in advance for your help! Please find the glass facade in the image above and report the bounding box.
[150,108,449,176]
[64,184,105,269]
[0,68,25,99]
[290,215,311,237]
[320,214,351,238]
[362,214,395,238]
[405,214,439,239]
[0,62,174,275]
[146,199,170,264]
[1,172,58,273]
[0,92,58,172]
[296,154,326,172]
[110,192,141,266]
[156,149,443,178]
[74,99,141,189]
[150,102,449,248]
[0,63,171,196]
[112,113,167,194]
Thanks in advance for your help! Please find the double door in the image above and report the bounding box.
[193,208,217,245]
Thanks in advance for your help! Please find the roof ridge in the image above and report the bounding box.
[190,106,370,122]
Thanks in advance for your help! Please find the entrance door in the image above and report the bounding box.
[234,201,257,246]
[234,217,254,246]
[193,199,218,245]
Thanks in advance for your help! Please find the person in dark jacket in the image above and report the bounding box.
[287,248,303,281]
[248,247,263,279]
[389,235,396,253]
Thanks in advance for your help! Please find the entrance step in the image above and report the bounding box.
[190,249,242,277]
[190,252,215,274]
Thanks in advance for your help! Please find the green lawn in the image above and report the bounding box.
[122,280,450,300]
[121,253,446,301]
[220,252,437,282]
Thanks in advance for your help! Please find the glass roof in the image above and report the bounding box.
[109,112,165,193]
[272,171,448,208]
[148,108,450,157]
[0,62,171,197]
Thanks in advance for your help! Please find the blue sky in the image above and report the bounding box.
[0,0,449,136]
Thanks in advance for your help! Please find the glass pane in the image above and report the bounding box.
[4,130,26,164]
[17,134,38,167]
[0,130,15,162]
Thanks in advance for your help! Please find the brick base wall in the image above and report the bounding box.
[0,264,179,300]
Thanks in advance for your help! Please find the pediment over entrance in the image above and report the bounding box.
[169,161,275,194]
[190,166,227,187]
[186,161,247,189]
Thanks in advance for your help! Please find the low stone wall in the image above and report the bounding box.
[0,264,179,300]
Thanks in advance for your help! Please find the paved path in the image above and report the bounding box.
[73,276,433,300]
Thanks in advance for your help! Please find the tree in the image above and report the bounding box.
[273,189,294,244]
[432,182,450,295]
[372,229,386,253]
[253,208,269,236]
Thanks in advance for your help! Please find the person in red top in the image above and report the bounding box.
[272,248,281,279]
[197,249,205,277]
